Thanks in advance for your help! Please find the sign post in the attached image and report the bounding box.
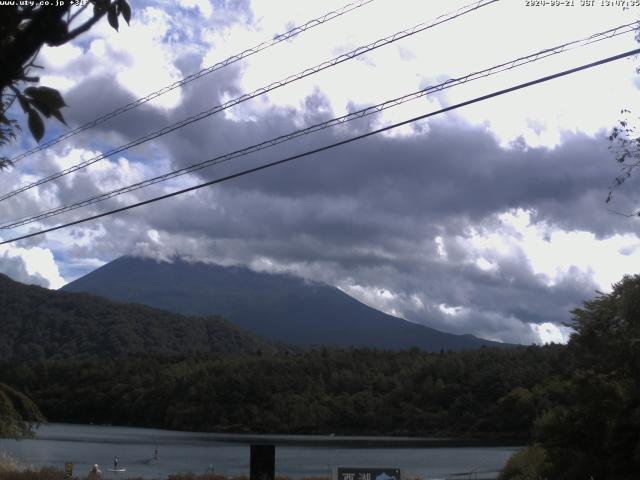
[337,467,401,480]
[64,462,73,478]
[250,444,275,480]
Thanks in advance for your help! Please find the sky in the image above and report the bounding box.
[1,0,640,344]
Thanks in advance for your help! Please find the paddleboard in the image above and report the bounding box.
[107,469,127,473]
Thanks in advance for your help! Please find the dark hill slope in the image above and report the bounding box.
[0,273,275,361]
[62,256,507,351]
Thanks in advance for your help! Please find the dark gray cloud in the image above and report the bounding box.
[2,0,638,345]
[15,73,632,343]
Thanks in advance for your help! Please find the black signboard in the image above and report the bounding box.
[337,467,401,480]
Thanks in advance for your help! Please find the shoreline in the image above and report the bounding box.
[32,423,524,449]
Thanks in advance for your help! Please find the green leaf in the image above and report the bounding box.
[28,110,45,142]
[119,0,131,24]
[24,86,67,126]
[108,4,119,30]
[25,86,66,111]
[51,109,67,126]
[30,98,53,118]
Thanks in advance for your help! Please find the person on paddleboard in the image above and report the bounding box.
[113,457,119,470]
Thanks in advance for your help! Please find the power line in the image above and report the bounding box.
[2,47,638,246]
[3,21,636,230]
[7,0,377,164]
[0,0,499,202]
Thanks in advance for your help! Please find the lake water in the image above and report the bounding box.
[0,424,520,480]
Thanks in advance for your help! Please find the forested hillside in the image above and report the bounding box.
[0,273,276,360]
[0,345,565,438]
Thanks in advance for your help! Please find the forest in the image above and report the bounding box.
[1,275,640,479]
[0,345,564,438]
[0,273,276,361]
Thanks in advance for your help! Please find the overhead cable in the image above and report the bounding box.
[2,46,638,246]
[7,0,377,164]
[2,21,636,229]
[0,0,499,202]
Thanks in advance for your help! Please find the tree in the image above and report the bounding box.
[606,110,640,214]
[0,383,45,439]
[606,28,640,214]
[504,275,640,480]
[0,0,131,169]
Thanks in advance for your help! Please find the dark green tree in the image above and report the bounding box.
[502,275,640,480]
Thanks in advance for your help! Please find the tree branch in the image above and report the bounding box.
[61,5,111,44]
[0,6,68,91]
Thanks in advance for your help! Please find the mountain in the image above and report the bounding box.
[62,256,507,351]
[0,273,275,361]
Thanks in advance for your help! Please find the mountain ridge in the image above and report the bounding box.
[0,272,276,361]
[62,255,509,351]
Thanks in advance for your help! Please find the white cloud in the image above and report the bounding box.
[531,322,569,344]
[0,244,65,289]
[219,0,640,149]
[180,0,212,18]
[42,43,83,67]
[438,303,466,316]
[112,8,183,109]
[339,284,404,318]
[36,6,184,110]
[459,208,640,291]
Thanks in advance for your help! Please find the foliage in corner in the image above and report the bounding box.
[503,275,640,480]
[498,445,551,480]
[0,0,132,168]
[0,383,45,439]
[606,29,640,215]
[606,109,640,215]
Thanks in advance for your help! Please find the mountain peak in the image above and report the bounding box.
[62,256,509,351]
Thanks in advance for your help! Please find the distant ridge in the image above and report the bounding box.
[0,272,275,361]
[62,256,508,351]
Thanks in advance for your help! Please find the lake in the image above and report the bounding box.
[0,424,520,480]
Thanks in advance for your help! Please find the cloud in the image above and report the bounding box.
[10,106,634,343]
[6,87,637,343]
[2,0,639,346]
[531,322,571,345]
[0,244,65,288]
